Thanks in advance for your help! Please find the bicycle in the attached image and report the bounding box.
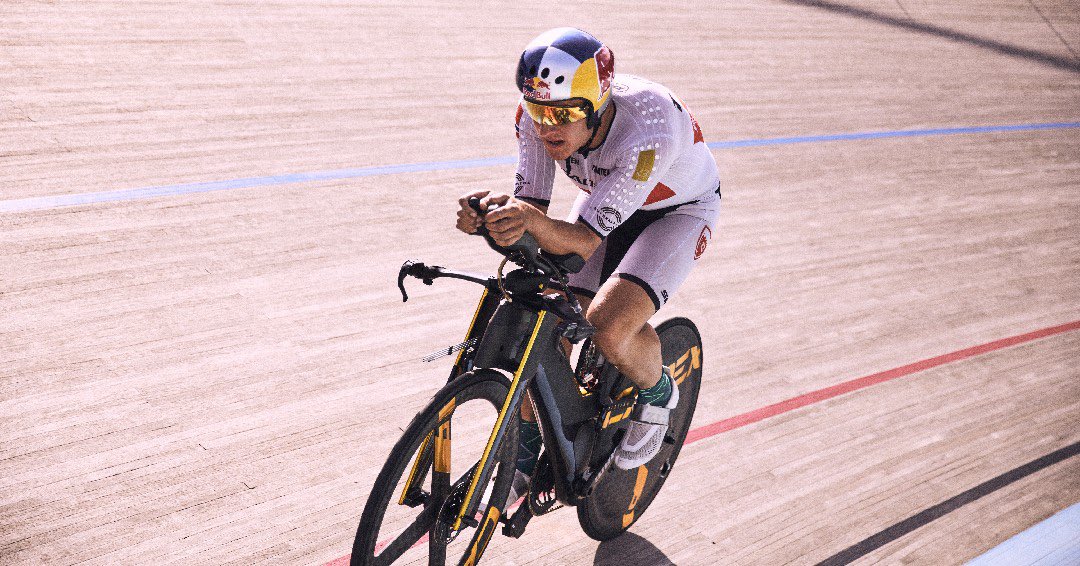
[350,199,703,566]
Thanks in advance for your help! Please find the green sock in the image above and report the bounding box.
[636,368,673,407]
[516,420,542,476]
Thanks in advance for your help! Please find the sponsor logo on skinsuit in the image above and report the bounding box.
[592,165,612,177]
[695,226,711,260]
[569,174,595,188]
[596,206,622,232]
[514,173,526,194]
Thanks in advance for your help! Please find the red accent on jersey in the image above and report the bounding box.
[643,182,676,206]
[595,46,614,96]
[691,114,704,144]
[694,226,711,259]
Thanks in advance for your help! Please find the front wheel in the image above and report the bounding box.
[351,369,520,566]
[577,317,703,541]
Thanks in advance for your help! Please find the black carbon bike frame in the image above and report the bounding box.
[396,252,639,537]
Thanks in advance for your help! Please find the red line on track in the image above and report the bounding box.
[328,319,1079,565]
[684,319,1080,444]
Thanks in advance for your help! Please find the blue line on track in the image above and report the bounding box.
[3,121,1078,213]
[705,121,1080,148]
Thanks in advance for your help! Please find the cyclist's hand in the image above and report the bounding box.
[481,194,532,247]
[456,190,490,234]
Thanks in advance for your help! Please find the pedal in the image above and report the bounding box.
[502,505,533,538]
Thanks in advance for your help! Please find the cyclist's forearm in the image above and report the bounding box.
[525,208,602,259]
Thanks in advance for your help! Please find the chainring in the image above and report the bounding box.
[527,452,561,516]
[433,465,477,544]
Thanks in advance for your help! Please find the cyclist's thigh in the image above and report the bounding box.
[611,212,716,311]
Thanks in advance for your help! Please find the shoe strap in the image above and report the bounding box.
[631,402,671,426]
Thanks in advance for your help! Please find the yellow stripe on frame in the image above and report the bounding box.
[434,399,456,473]
[455,289,488,368]
[454,311,547,530]
[603,405,633,428]
[398,432,433,505]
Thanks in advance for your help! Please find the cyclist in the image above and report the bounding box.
[456,27,720,504]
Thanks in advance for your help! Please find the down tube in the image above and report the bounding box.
[453,310,555,530]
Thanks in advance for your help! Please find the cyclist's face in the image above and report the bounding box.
[534,118,591,161]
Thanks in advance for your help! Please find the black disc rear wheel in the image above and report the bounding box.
[577,317,703,541]
[351,370,519,565]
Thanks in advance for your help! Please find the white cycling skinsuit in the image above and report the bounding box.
[513,74,721,309]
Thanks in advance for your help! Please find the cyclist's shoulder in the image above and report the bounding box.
[606,76,685,157]
[610,74,684,113]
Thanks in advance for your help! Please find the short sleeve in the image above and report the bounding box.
[513,104,556,207]
[575,136,676,237]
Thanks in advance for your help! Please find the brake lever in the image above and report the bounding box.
[397,261,416,302]
[397,260,438,302]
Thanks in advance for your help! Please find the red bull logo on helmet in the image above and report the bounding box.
[523,76,552,100]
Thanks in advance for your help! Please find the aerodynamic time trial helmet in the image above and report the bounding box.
[515,28,614,128]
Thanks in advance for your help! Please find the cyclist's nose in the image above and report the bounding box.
[537,123,564,140]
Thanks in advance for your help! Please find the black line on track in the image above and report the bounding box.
[1025,0,1080,62]
[784,0,1080,73]
[816,440,1080,565]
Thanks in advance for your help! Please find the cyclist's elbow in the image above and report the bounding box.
[573,222,603,259]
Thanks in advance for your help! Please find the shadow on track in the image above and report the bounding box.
[783,0,1080,73]
[593,531,674,566]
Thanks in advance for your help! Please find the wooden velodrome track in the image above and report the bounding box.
[2,1,1078,564]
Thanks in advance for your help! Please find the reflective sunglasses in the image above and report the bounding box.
[523,99,590,126]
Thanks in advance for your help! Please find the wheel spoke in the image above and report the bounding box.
[354,371,516,565]
[428,525,447,566]
[374,503,437,565]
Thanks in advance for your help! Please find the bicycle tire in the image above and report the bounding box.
[351,369,520,566]
[577,317,703,541]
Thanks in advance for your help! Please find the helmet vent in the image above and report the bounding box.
[554,76,564,84]
[529,65,538,76]
[541,68,550,79]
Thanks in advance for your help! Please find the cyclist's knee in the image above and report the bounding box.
[591,320,634,365]
[587,293,648,364]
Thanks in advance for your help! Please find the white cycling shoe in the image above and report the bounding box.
[613,379,679,470]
